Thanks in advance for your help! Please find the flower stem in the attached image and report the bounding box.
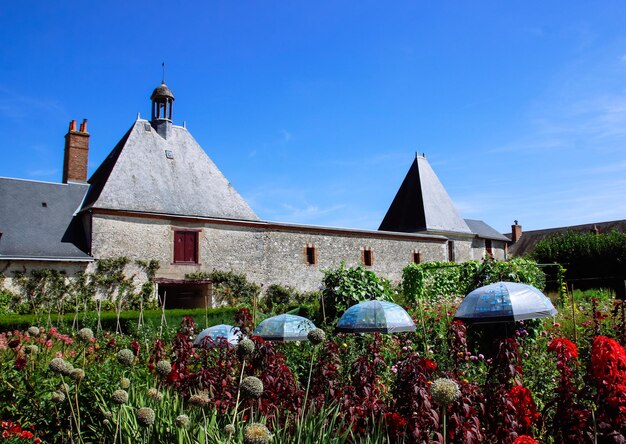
[297,346,317,443]
[443,405,447,444]
[229,357,246,437]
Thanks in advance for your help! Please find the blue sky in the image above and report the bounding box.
[2,1,626,233]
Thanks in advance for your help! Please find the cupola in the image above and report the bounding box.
[150,81,175,139]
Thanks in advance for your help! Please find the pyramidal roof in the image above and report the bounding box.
[379,155,472,235]
[82,119,259,221]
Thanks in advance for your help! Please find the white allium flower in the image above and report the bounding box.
[430,378,461,406]
[243,423,271,444]
[136,407,155,427]
[240,376,264,399]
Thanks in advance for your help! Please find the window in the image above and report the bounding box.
[362,248,373,266]
[485,239,493,258]
[412,251,422,264]
[305,244,317,265]
[447,241,455,262]
[174,230,199,264]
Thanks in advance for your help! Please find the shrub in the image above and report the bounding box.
[260,284,299,314]
[321,263,394,322]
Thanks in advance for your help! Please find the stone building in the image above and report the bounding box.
[0,82,508,307]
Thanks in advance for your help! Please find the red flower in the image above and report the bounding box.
[383,412,407,436]
[0,420,40,442]
[131,339,140,356]
[424,359,437,371]
[548,337,578,360]
[591,336,626,385]
[508,385,540,429]
[14,357,27,370]
[513,436,538,444]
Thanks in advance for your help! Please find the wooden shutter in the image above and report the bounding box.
[174,231,198,263]
[185,232,196,262]
[174,232,185,262]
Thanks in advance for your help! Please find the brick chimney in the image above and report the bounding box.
[511,220,522,242]
[63,119,89,183]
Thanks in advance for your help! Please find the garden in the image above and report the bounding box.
[0,256,625,443]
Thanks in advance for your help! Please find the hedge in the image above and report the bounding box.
[402,257,546,303]
[0,307,239,333]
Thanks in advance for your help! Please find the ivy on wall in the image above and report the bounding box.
[5,258,160,319]
[13,269,69,319]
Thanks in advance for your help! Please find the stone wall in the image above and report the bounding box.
[89,213,449,291]
[1,215,510,298]
[469,238,507,261]
[493,240,507,260]
[262,229,446,290]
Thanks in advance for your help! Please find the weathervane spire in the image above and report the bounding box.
[162,62,165,84]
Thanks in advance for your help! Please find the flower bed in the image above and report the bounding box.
[0,293,625,443]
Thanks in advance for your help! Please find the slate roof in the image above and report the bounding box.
[0,178,91,260]
[465,219,510,241]
[507,219,626,257]
[379,155,472,235]
[81,119,259,221]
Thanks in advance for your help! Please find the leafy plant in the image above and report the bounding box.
[260,284,300,314]
[321,263,394,322]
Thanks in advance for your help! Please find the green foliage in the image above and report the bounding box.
[533,229,626,283]
[261,284,299,313]
[321,262,394,322]
[462,257,545,293]
[93,257,130,291]
[0,289,17,316]
[402,257,545,302]
[185,270,261,306]
[133,260,160,310]
[402,261,461,302]
[8,258,162,320]
[13,268,71,320]
[0,307,238,333]
[260,284,320,316]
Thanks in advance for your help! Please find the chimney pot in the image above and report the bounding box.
[69,120,77,131]
[80,119,88,133]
